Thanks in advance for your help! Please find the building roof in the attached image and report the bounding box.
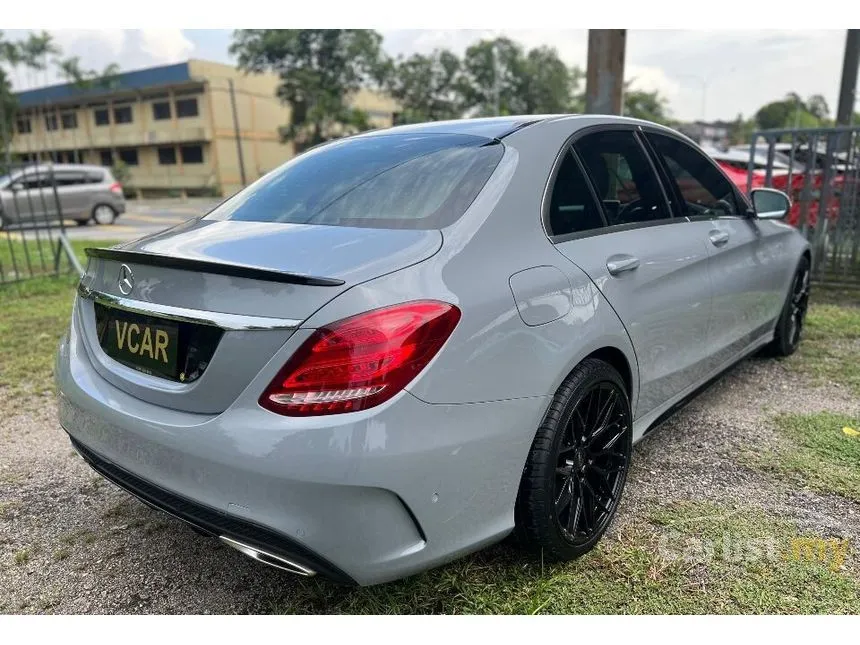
[14,61,192,107]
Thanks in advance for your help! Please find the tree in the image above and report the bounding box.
[622,81,672,125]
[384,49,462,124]
[518,46,575,114]
[456,37,523,116]
[456,37,575,116]
[230,29,385,150]
[755,93,830,130]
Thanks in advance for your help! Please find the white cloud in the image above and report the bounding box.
[139,29,195,65]
[5,29,197,90]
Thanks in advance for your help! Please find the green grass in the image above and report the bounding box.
[0,237,102,281]
[0,240,118,397]
[749,412,860,503]
[274,501,859,614]
[789,302,860,394]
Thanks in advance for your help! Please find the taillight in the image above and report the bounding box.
[260,301,461,416]
[110,182,122,194]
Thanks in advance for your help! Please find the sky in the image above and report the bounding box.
[1,29,854,123]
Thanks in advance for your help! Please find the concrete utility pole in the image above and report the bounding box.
[836,29,859,126]
[585,30,626,115]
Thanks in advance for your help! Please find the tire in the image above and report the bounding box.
[91,203,117,226]
[764,255,811,357]
[515,358,633,562]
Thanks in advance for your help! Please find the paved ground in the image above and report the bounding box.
[1,352,858,614]
[5,199,220,242]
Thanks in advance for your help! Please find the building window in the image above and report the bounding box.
[94,108,110,126]
[157,147,177,165]
[152,101,172,121]
[16,117,31,134]
[61,112,78,130]
[113,105,133,124]
[117,148,139,166]
[98,149,113,166]
[176,97,199,118]
[180,144,203,164]
[45,113,58,131]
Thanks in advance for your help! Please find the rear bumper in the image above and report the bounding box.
[68,435,355,583]
[56,317,547,585]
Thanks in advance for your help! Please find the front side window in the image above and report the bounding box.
[546,150,605,236]
[206,133,504,230]
[574,130,670,227]
[647,132,739,217]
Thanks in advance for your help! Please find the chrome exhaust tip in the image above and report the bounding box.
[219,536,317,577]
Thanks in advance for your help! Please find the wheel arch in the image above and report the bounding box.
[584,346,633,399]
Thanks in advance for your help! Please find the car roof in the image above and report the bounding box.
[360,114,695,142]
[368,115,567,139]
[12,163,107,175]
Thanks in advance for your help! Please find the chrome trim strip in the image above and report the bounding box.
[77,283,302,331]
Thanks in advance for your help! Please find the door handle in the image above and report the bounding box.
[606,254,640,276]
[709,230,730,247]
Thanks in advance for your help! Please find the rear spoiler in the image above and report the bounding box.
[84,248,345,287]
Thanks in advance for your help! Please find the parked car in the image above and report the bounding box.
[707,148,841,231]
[56,115,809,586]
[0,163,125,229]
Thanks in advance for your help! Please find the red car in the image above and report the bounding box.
[707,148,841,230]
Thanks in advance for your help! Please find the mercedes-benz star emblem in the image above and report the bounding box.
[118,264,135,296]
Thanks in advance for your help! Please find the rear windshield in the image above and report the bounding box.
[205,133,504,230]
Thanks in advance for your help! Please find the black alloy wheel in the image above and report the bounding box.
[553,382,629,546]
[516,358,632,561]
[765,255,811,357]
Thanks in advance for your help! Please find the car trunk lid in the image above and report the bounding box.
[76,219,442,414]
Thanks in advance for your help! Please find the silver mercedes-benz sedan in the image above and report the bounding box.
[56,115,810,586]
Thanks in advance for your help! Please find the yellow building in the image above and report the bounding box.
[11,59,399,197]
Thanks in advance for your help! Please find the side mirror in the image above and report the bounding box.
[750,188,791,220]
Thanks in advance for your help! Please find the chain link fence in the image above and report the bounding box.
[747,126,860,286]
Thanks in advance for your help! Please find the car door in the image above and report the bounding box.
[644,130,787,370]
[549,127,713,419]
[5,173,50,224]
[53,169,92,220]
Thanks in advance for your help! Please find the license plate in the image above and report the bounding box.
[102,309,179,380]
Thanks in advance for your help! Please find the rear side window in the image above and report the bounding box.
[646,132,739,217]
[546,151,605,236]
[55,171,87,187]
[206,133,504,230]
